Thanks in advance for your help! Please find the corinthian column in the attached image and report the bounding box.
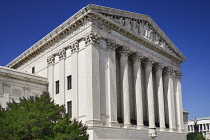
[144,59,156,129]
[132,53,144,129]
[106,39,119,127]
[119,48,131,128]
[175,71,184,132]
[154,63,166,131]
[163,68,176,132]
[84,31,102,126]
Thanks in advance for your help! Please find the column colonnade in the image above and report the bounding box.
[46,33,184,133]
[106,39,184,133]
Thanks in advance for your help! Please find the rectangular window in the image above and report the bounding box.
[67,101,72,118]
[55,80,59,94]
[67,75,72,90]
[32,67,35,73]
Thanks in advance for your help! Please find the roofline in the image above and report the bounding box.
[87,4,186,61]
[6,4,186,68]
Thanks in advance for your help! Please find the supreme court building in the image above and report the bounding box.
[1,4,187,140]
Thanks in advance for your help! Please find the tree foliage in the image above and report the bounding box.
[0,92,89,140]
[187,132,205,140]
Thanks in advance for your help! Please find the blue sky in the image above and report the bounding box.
[0,0,209,120]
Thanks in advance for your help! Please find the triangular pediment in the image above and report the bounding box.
[87,4,186,62]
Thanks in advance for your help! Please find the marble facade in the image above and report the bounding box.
[4,4,187,140]
[0,66,48,108]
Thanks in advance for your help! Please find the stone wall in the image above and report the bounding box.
[0,66,48,108]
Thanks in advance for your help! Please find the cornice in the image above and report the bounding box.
[87,4,186,62]
[90,12,185,64]
[6,6,92,69]
[6,4,186,69]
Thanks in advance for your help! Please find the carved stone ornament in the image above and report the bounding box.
[2,83,11,88]
[107,39,117,50]
[100,13,179,57]
[58,49,66,60]
[70,41,79,52]
[176,71,182,79]
[153,63,164,72]
[84,31,100,45]
[144,58,153,66]
[148,128,157,138]
[47,55,55,66]
[130,52,142,62]
[118,48,130,57]
[163,67,174,75]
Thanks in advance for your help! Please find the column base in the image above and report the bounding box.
[86,119,103,127]
[123,123,133,128]
[178,128,184,133]
[105,121,120,128]
[159,126,166,131]
[169,128,176,132]
[136,124,145,130]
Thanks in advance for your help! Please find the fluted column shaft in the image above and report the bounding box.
[145,59,156,128]
[164,68,176,131]
[155,64,166,130]
[175,71,184,132]
[84,32,102,126]
[119,49,131,127]
[132,54,144,128]
[106,40,118,127]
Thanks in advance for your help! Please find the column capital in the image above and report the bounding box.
[69,41,79,52]
[23,87,31,91]
[163,67,174,76]
[176,71,182,79]
[153,63,164,72]
[2,83,10,88]
[130,52,142,62]
[84,31,100,45]
[118,48,130,57]
[143,58,154,66]
[47,55,55,66]
[58,49,66,60]
[107,39,117,51]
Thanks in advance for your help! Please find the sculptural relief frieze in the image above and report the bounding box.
[100,13,179,58]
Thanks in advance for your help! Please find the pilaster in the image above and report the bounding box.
[2,83,10,108]
[47,55,55,99]
[71,41,79,119]
[23,87,31,98]
[59,49,66,105]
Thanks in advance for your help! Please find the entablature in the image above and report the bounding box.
[6,4,185,70]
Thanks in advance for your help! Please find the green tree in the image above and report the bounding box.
[0,92,89,140]
[187,132,205,140]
